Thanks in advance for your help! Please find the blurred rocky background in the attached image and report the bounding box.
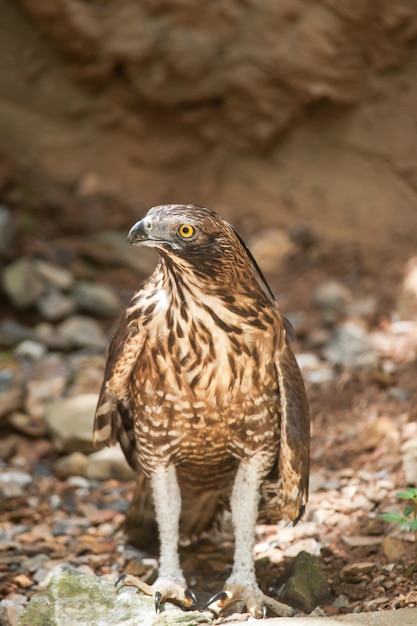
[1,0,417,243]
[2,1,417,624]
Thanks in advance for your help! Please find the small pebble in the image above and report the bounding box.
[0,471,32,498]
[15,340,47,360]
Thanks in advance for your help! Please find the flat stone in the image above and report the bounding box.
[313,280,352,313]
[85,231,157,274]
[56,315,107,351]
[25,376,68,419]
[54,452,89,479]
[340,562,375,583]
[232,608,417,624]
[333,594,351,609]
[0,320,34,347]
[33,322,71,350]
[283,538,321,558]
[43,394,99,453]
[309,470,328,493]
[72,281,121,317]
[0,471,32,498]
[0,593,27,626]
[8,412,48,438]
[34,260,74,291]
[37,289,76,321]
[0,374,23,421]
[22,352,72,383]
[342,535,383,548]
[15,340,47,360]
[2,258,46,308]
[86,446,136,481]
[324,321,379,369]
[364,597,389,610]
[295,353,335,384]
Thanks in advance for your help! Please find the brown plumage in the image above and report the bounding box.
[94,204,309,617]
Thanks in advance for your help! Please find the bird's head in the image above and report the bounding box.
[127,204,276,302]
[127,204,230,261]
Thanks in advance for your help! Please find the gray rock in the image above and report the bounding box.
[43,393,99,454]
[56,315,107,351]
[340,562,374,583]
[34,259,74,291]
[0,471,32,498]
[0,593,27,626]
[342,536,383,549]
[72,281,121,316]
[295,353,335,384]
[0,320,34,347]
[313,280,352,313]
[308,470,328,493]
[17,563,208,626]
[2,258,46,308]
[333,594,351,609]
[86,446,136,482]
[33,322,71,350]
[0,205,15,256]
[0,371,23,421]
[20,352,72,384]
[8,412,48,438]
[25,376,68,420]
[54,452,89,479]
[280,551,331,614]
[37,289,77,321]
[323,321,379,369]
[283,539,321,558]
[346,295,378,320]
[85,231,157,275]
[15,340,47,360]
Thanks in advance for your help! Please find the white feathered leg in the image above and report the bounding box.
[117,463,197,611]
[208,455,295,618]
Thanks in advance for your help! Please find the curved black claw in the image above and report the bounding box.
[166,588,199,611]
[204,590,229,610]
[155,591,162,613]
[185,588,199,611]
[114,573,127,589]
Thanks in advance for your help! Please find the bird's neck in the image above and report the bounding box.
[159,255,270,307]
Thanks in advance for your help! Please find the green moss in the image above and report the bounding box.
[18,594,55,626]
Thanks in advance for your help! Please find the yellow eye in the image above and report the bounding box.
[178,224,195,238]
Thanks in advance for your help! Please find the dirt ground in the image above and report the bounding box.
[1,156,417,620]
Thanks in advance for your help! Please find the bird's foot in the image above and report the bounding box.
[115,573,198,613]
[206,582,297,618]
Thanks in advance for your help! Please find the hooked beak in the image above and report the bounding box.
[127,219,148,245]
